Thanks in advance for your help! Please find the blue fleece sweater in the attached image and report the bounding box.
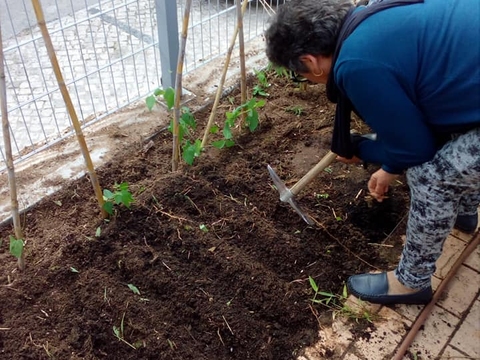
[334,0,480,174]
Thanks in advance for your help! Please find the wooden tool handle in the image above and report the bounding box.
[290,151,337,196]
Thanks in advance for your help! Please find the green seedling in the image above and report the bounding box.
[324,167,333,174]
[199,224,209,232]
[146,87,175,111]
[70,267,79,273]
[309,276,375,323]
[212,98,265,149]
[9,236,24,259]
[95,227,102,237]
[316,193,329,199]
[127,284,140,295]
[252,85,268,97]
[254,69,270,89]
[266,63,290,79]
[168,106,202,165]
[286,105,304,116]
[103,182,134,216]
[113,311,138,349]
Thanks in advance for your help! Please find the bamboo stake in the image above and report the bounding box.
[172,0,193,172]
[393,230,480,360]
[236,0,247,125]
[31,0,106,218]
[0,23,25,271]
[200,0,249,148]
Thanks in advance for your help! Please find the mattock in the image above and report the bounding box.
[268,133,377,224]
[268,151,338,225]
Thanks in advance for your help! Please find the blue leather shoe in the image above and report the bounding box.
[454,213,478,234]
[347,272,432,305]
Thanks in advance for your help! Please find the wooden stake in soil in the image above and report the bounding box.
[200,0,249,148]
[172,0,193,171]
[31,0,106,218]
[236,0,247,124]
[0,23,25,271]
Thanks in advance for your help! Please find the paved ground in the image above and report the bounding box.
[299,222,480,360]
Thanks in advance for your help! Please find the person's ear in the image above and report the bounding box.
[299,54,321,73]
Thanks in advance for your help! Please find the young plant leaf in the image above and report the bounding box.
[212,140,226,149]
[308,276,318,293]
[9,236,24,259]
[127,283,140,295]
[163,87,175,110]
[145,95,156,111]
[103,202,114,216]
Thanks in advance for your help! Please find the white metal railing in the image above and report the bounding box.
[0,0,281,172]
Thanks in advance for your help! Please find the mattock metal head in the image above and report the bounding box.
[267,165,314,225]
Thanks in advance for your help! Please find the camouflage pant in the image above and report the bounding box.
[395,127,480,289]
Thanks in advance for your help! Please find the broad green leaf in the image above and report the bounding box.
[181,109,196,129]
[145,95,156,111]
[118,182,129,191]
[103,201,114,215]
[103,189,114,200]
[193,139,202,156]
[225,139,235,148]
[163,87,175,110]
[247,110,259,132]
[254,99,266,108]
[128,283,140,295]
[153,88,164,96]
[182,142,197,165]
[212,140,226,149]
[209,125,219,134]
[9,236,24,259]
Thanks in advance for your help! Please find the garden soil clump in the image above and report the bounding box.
[0,74,410,359]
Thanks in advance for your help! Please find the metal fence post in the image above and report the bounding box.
[155,0,179,90]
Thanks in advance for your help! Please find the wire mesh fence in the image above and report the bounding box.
[0,0,280,172]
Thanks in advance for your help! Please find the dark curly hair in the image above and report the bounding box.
[265,0,353,73]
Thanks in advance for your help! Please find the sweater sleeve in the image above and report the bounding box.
[335,59,438,174]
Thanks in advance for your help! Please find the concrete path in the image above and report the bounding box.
[299,221,480,360]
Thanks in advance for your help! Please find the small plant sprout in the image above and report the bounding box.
[316,193,329,199]
[9,235,24,260]
[308,276,376,323]
[252,69,270,97]
[95,227,102,237]
[145,87,175,111]
[127,283,140,295]
[70,267,79,273]
[102,182,134,216]
[168,106,202,165]
[286,105,304,116]
[212,98,265,149]
[266,63,290,79]
[199,224,209,232]
[113,310,138,349]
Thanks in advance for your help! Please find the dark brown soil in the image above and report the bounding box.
[0,73,410,360]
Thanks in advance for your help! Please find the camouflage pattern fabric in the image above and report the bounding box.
[395,127,480,289]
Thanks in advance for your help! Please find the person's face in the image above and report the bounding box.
[298,54,332,84]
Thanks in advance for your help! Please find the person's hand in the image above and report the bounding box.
[336,155,362,164]
[368,168,398,202]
